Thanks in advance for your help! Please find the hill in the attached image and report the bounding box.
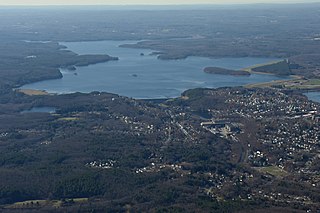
[251,60,292,76]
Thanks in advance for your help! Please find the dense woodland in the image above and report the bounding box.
[1,87,320,212]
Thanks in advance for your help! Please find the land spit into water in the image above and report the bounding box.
[204,67,251,76]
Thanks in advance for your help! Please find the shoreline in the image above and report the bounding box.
[16,41,297,98]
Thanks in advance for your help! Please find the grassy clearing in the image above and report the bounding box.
[255,166,288,177]
[17,89,49,96]
[303,78,320,85]
[73,198,89,202]
[245,75,306,89]
[52,200,63,208]
[245,79,292,88]
[283,78,320,90]
[10,200,47,207]
[245,80,280,88]
[6,200,51,209]
[180,96,189,100]
[58,117,79,121]
[242,60,283,74]
[6,198,89,209]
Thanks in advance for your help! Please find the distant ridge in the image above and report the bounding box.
[1,3,320,11]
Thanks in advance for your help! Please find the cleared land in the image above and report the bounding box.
[17,89,50,96]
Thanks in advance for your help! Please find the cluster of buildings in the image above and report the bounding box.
[86,160,116,169]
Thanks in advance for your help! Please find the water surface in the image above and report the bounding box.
[21,40,289,99]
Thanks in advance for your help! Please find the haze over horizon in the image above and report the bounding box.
[0,0,319,5]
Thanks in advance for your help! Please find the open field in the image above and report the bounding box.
[58,117,80,121]
[242,60,284,74]
[5,198,89,209]
[17,89,50,96]
[245,76,320,91]
[255,166,288,178]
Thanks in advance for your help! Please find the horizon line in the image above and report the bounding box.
[0,2,319,6]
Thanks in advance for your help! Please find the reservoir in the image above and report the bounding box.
[21,40,289,99]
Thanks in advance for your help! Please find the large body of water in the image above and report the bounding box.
[21,40,289,99]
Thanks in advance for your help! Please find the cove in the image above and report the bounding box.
[20,40,290,99]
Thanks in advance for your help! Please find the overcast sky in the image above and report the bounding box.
[0,0,318,5]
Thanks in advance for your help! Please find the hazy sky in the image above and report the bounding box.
[0,0,318,5]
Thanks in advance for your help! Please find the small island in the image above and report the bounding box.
[204,67,251,76]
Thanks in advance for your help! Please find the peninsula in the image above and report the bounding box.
[204,67,251,76]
